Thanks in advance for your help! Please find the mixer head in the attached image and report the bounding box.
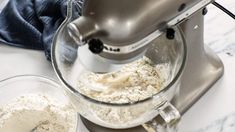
[66,0,211,73]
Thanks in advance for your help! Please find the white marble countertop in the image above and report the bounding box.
[0,0,235,132]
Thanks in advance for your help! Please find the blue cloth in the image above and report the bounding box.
[0,0,83,60]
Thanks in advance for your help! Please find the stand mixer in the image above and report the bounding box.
[52,0,224,131]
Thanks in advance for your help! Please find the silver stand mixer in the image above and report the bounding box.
[52,0,224,131]
[79,9,224,132]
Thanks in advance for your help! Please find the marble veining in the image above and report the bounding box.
[193,113,235,132]
[204,0,235,56]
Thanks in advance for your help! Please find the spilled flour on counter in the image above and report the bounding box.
[0,94,77,132]
[78,56,170,103]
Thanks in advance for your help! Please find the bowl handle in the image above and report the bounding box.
[142,101,181,132]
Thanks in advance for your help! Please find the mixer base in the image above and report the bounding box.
[81,117,147,132]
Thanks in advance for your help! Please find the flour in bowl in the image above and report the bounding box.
[0,94,77,132]
[78,56,170,103]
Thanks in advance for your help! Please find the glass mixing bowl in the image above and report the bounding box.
[0,75,78,132]
[52,0,187,131]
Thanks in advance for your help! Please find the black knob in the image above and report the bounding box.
[178,3,186,12]
[88,39,104,54]
[166,28,175,40]
[202,7,208,15]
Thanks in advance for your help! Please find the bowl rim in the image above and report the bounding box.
[0,75,60,87]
